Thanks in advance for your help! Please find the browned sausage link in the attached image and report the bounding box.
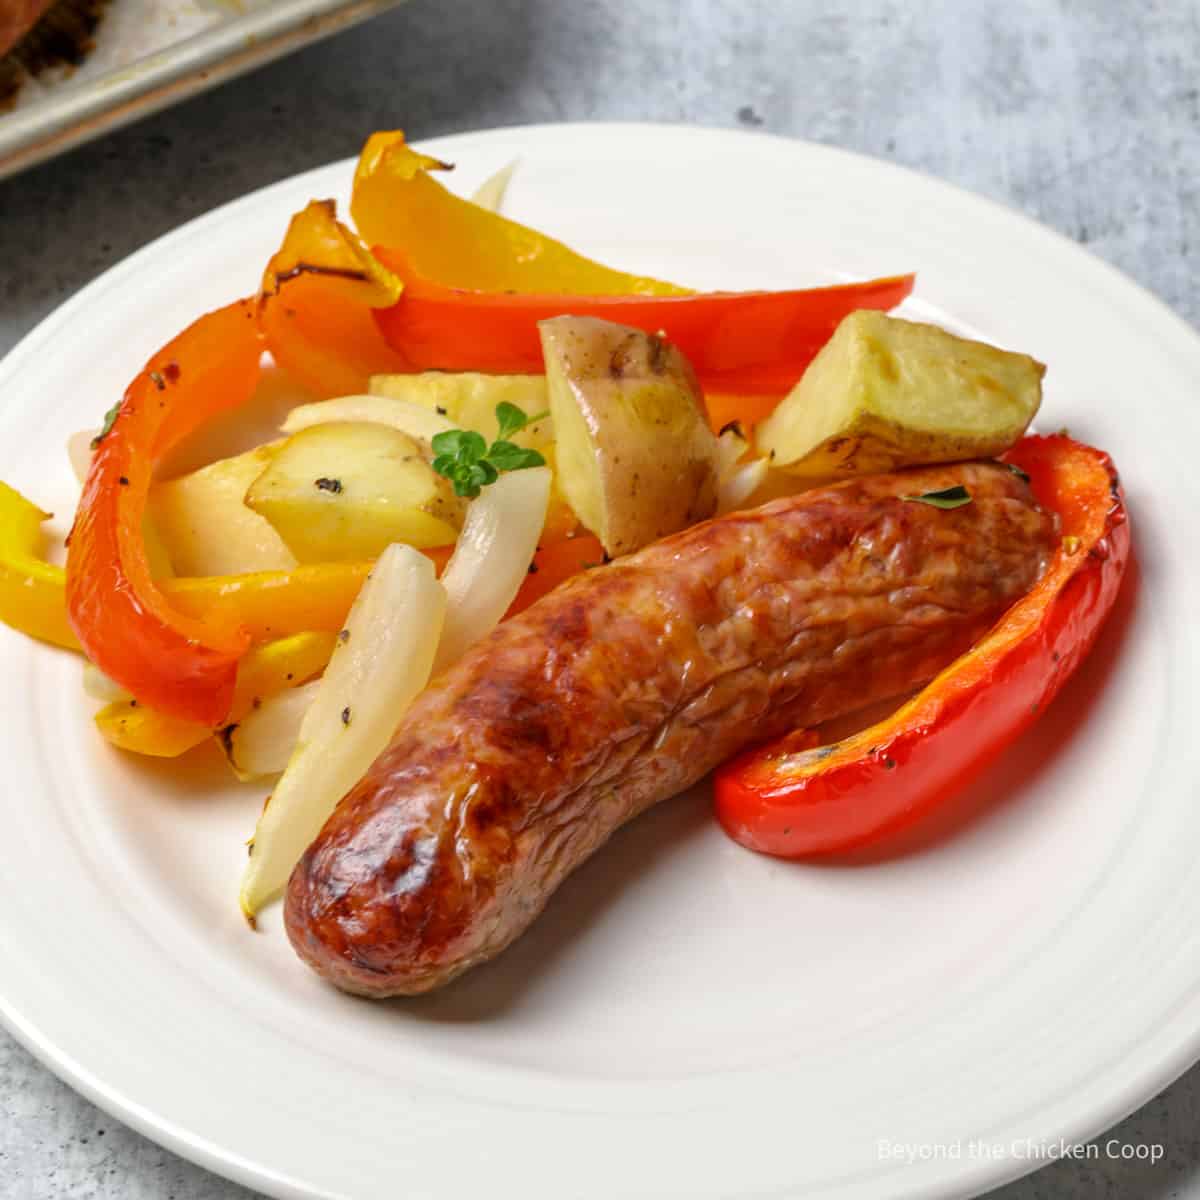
[285,461,1057,996]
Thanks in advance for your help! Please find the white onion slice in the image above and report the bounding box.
[714,423,750,476]
[470,160,517,212]
[713,422,769,514]
[718,457,770,514]
[82,662,132,704]
[67,429,98,485]
[280,395,456,444]
[433,467,551,674]
[239,544,446,919]
[223,680,321,782]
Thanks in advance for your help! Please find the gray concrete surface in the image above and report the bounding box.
[1,0,1197,1196]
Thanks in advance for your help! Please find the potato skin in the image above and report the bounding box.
[759,310,1044,476]
[539,316,719,556]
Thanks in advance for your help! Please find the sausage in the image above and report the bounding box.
[285,460,1057,995]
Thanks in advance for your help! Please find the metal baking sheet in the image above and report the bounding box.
[0,0,402,179]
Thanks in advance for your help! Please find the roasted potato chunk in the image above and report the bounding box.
[245,422,465,561]
[757,310,1043,476]
[149,444,297,576]
[538,317,719,557]
[368,372,553,446]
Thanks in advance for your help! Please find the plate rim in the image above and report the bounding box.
[2,120,1198,1200]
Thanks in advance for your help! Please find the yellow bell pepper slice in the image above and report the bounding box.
[95,630,337,757]
[162,543,452,640]
[162,561,378,642]
[258,135,693,398]
[0,478,375,655]
[350,131,690,296]
[0,473,437,657]
[0,481,80,651]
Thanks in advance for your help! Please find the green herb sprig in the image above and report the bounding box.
[431,402,549,498]
[90,402,122,449]
[901,485,973,510]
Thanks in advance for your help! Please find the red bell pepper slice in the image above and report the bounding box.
[713,434,1130,856]
[67,301,263,725]
[371,245,915,396]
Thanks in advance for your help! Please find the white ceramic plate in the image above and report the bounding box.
[0,124,1193,1200]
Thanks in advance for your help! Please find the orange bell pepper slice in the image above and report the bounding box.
[703,393,787,434]
[162,560,378,644]
[350,131,687,296]
[164,535,598,642]
[507,533,604,613]
[66,301,263,726]
[714,434,1130,856]
[372,244,916,396]
[0,521,380,656]
[92,537,598,757]
[258,200,409,399]
[5,509,593,669]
